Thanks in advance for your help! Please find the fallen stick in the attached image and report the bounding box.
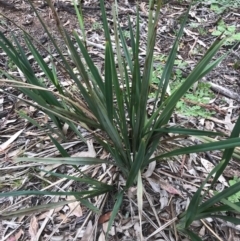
[209,82,240,102]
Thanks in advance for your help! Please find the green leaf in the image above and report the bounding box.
[195,202,240,214]
[198,182,240,213]
[105,41,114,121]
[152,5,190,113]
[106,191,123,237]
[179,161,226,228]
[211,115,240,186]
[233,33,240,40]
[126,140,146,188]
[153,37,225,131]
[227,25,236,33]
[221,198,240,212]
[18,111,69,157]
[207,215,240,225]
[118,21,133,73]
[152,137,240,162]
[73,0,86,45]
[79,199,100,214]
[73,31,104,93]
[39,169,113,190]
[152,127,223,136]
[15,157,108,165]
[24,35,64,95]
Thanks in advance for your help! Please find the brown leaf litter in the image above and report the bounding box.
[0,0,240,240]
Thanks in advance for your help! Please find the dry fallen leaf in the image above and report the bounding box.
[134,222,143,241]
[57,213,71,223]
[71,139,96,157]
[62,122,69,135]
[224,99,234,131]
[67,196,83,217]
[63,19,70,26]
[199,225,206,237]
[146,177,161,193]
[159,179,183,197]
[147,177,183,199]
[0,129,24,152]
[127,186,137,199]
[98,232,105,241]
[102,222,115,235]
[14,229,24,241]
[29,216,39,241]
[91,165,101,178]
[38,211,52,221]
[0,97,3,111]
[189,9,201,22]
[81,220,93,241]
[139,2,148,15]
[98,211,112,224]
[201,158,228,187]
[160,189,169,209]
[223,166,240,178]
[6,236,16,241]
[144,160,156,178]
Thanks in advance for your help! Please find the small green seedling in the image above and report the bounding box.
[7,58,17,71]
[151,58,215,118]
[92,21,103,31]
[174,79,215,118]
[205,0,240,14]
[123,30,131,39]
[228,176,240,203]
[198,26,208,36]
[212,20,240,43]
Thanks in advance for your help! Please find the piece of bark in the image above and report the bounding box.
[209,82,240,102]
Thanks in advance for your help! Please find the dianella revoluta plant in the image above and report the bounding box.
[0,0,240,239]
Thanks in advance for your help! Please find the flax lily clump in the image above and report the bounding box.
[0,0,240,239]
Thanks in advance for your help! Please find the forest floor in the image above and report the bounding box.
[0,0,240,240]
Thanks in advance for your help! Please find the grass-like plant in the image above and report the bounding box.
[0,0,240,239]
